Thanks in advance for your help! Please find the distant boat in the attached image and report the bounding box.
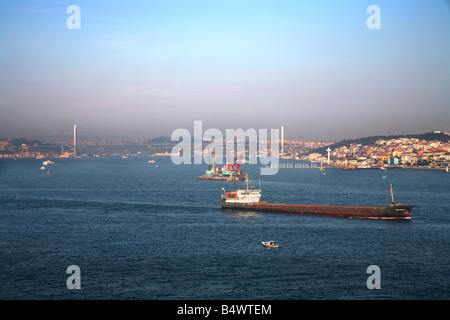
[148,160,156,163]
[319,162,325,171]
[197,153,246,181]
[42,160,54,166]
[262,240,279,248]
[122,156,128,159]
[40,166,46,170]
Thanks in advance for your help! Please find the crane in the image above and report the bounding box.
[233,154,244,174]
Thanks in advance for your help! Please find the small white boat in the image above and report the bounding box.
[40,166,46,170]
[148,160,155,163]
[262,240,279,248]
[42,160,54,165]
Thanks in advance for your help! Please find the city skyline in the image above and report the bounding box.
[0,1,449,141]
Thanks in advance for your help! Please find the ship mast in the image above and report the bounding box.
[208,152,211,171]
[390,184,395,205]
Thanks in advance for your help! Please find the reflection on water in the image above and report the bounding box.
[224,209,262,220]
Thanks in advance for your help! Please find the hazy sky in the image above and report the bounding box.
[0,0,449,141]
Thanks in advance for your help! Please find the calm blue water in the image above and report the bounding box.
[0,157,449,300]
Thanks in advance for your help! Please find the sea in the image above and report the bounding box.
[0,157,449,301]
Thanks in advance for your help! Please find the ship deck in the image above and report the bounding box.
[221,201,412,219]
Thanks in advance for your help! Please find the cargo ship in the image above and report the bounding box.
[221,177,412,220]
[198,153,246,181]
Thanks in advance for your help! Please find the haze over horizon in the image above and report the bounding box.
[1,1,449,142]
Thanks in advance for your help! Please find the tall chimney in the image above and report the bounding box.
[73,125,77,157]
[327,147,331,164]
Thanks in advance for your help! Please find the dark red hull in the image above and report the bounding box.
[198,175,245,181]
[221,200,412,219]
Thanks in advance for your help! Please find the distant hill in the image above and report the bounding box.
[311,132,450,155]
[1,137,48,146]
[147,137,173,144]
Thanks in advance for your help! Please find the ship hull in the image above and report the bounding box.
[198,175,244,181]
[221,200,412,219]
